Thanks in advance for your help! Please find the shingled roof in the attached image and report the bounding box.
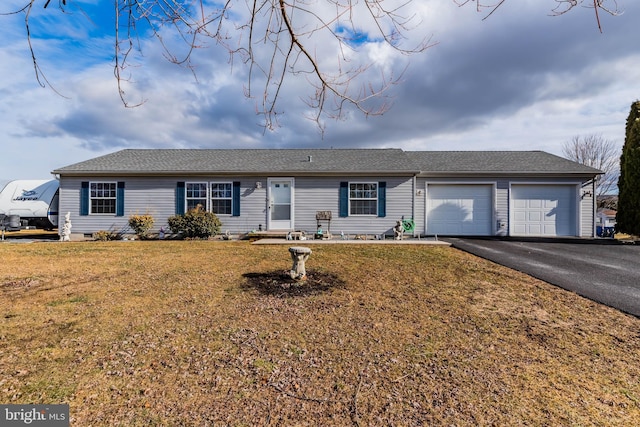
[52,149,601,177]
[52,149,418,176]
[409,151,601,176]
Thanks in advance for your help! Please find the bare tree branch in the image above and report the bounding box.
[562,134,620,197]
[1,0,624,130]
[457,0,623,30]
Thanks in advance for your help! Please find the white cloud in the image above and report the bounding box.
[0,1,638,181]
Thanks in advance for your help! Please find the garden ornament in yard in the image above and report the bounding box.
[60,212,72,242]
[394,220,404,240]
[288,246,312,281]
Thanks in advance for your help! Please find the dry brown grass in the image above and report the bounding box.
[0,241,639,426]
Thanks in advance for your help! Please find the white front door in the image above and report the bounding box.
[268,178,294,230]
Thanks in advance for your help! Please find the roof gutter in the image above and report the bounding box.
[417,171,602,179]
[52,170,422,177]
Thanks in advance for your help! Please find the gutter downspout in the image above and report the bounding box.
[412,174,417,237]
[592,177,597,238]
[582,176,598,237]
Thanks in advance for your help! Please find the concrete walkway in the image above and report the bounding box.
[252,238,450,245]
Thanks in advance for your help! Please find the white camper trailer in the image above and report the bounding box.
[0,179,59,230]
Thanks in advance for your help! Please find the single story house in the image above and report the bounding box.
[596,209,617,228]
[51,149,601,239]
[596,208,616,237]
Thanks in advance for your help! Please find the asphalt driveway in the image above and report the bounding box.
[444,238,640,318]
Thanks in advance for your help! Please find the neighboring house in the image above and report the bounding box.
[51,149,601,239]
[596,209,617,237]
[596,209,617,228]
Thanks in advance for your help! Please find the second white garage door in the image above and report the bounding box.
[426,184,493,236]
[511,185,576,237]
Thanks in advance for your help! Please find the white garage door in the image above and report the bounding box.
[511,185,576,236]
[426,184,493,236]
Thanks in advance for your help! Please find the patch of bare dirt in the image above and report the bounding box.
[242,269,346,297]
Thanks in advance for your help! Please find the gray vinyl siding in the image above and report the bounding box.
[59,174,595,238]
[224,178,267,233]
[495,179,509,227]
[414,182,425,237]
[58,177,120,234]
[59,176,267,235]
[580,180,596,237]
[415,176,593,237]
[59,175,414,237]
[59,177,181,235]
[55,149,601,239]
[293,176,413,236]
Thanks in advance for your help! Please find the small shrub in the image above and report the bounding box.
[93,230,120,241]
[167,205,221,239]
[128,213,155,239]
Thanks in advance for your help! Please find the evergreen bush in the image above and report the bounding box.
[617,101,640,236]
[167,205,221,239]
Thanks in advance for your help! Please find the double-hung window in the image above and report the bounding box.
[185,182,208,211]
[90,182,117,214]
[181,181,235,215]
[210,182,233,215]
[349,182,378,215]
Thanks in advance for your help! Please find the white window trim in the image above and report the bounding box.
[210,181,234,217]
[89,181,117,215]
[349,181,378,216]
[185,181,209,211]
[184,181,235,216]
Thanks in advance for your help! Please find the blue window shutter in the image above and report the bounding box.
[339,182,348,217]
[378,181,386,218]
[116,182,125,216]
[232,181,241,217]
[80,181,89,216]
[176,182,185,214]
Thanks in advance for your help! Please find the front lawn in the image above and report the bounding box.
[1,241,638,425]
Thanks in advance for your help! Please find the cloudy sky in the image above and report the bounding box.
[0,0,638,180]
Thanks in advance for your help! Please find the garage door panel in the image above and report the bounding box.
[427,185,493,236]
[529,224,542,235]
[513,199,527,209]
[431,203,467,220]
[461,222,483,234]
[511,185,576,237]
[512,224,526,235]
[439,222,463,234]
[528,211,542,221]
[544,200,558,209]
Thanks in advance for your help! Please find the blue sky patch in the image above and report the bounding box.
[335,25,381,47]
